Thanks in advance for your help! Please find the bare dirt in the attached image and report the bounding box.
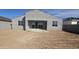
[0,29,79,49]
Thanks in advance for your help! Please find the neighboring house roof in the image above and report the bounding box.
[0,16,11,22]
[64,17,79,21]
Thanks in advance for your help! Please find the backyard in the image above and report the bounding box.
[0,29,79,49]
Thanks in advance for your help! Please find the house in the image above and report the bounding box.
[63,17,79,33]
[0,16,12,29]
[12,10,63,31]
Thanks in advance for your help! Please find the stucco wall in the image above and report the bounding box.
[25,10,63,30]
[0,21,11,29]
[47,19,63,30]
[12,10,63,30]
[12,16,24,30]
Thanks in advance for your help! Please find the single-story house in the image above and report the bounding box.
[63,17,79,33]
[12,10,63,31]
[0,16,12,30]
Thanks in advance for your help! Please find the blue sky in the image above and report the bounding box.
[0,9,79,19]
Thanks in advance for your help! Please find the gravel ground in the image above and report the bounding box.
[0,29,79,49]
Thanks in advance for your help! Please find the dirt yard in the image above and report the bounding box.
[0,29,79,49]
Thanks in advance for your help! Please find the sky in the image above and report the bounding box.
[0,9,79,19]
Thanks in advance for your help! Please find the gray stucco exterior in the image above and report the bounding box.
[12,10,63,30]
[12,16,24,30]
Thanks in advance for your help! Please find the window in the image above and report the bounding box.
[32,25,35,28]
[18,21,23,26]
[77,21,79,24]
[52,21,58,26]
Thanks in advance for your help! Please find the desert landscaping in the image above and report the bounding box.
[0,29,79,49]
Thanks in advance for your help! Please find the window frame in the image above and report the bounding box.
[18,21,23,26]
[52,21,58,27]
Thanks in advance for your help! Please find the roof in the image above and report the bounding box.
[0,16,11,22]
[64,17,79,21]
[25,10,62,21]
